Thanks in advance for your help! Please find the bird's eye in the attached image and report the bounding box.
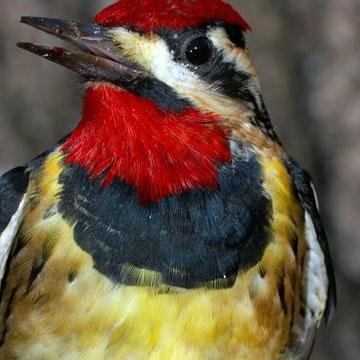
[185,37,213,65]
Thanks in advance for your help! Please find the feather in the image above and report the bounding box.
[0,195,26,284]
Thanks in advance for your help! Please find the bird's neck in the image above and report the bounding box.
[61,83,231,203]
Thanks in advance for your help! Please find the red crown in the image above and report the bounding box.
[94,0,251,32]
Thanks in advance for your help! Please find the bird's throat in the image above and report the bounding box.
[62,84,231,203]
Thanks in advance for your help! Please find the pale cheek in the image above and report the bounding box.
[113,29,209,95]
[149,47,200,90]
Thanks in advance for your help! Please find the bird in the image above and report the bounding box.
[0,0,336,359]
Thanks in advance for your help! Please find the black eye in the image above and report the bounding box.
[185,37,213,65]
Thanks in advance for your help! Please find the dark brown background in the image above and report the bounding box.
[0,1,359,359]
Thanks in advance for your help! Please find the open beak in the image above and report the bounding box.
[17,17,148,85]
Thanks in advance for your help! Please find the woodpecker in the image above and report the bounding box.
[0,1,335,359]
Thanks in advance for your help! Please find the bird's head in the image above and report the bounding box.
[19,0,281,203]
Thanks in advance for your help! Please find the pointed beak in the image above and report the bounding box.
[17,17,148,85]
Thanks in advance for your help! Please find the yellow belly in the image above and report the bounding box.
[0,269,292,360]
[0,151,305,360]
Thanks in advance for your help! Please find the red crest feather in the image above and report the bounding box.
[94,0,251,32]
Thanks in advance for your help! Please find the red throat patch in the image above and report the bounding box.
[94,0,251,32]
[62,84,231,203]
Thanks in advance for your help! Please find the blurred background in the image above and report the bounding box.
[0,0,359,358]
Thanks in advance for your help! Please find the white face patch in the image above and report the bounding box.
[110,27,252,119]
[111,28,204,91]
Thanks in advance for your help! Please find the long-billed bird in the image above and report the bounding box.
[0,1,336,359]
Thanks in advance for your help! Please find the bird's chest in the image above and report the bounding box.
[0,150,305,359]
[56,149,272,290]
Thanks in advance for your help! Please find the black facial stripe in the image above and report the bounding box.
[157,24,279,141]
[124,77,191,112]
[58,147,272,290]
[222,23,246,48]
[200,51,252,98]
[88,22,246,113]
[158,27,210,64]
[157,27,185,50]
[251,103,281,143]
[158,21,246,50]
[196,50,280,142]
[79,74,191,113]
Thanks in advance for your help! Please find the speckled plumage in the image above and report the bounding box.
[0,1,335,359]
[0,148,306,360]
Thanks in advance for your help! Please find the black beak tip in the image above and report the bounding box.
[16,42,62,59]
[20,16,39,26]
[20,16,51,34]
[19,16,66,36]
[16,42,41,57]
[16,42,40,55]
[16,42,30,50]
